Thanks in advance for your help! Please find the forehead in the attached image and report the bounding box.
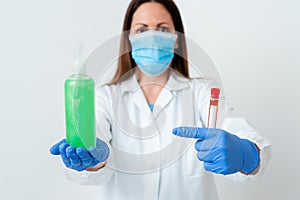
[132,2,173,25]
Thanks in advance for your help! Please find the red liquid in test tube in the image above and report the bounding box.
[207,88,220,128]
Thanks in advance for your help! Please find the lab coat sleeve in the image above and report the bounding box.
[64,85,115,185]
[192,79,271,182]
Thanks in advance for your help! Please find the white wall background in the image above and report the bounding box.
[0,0,299,199]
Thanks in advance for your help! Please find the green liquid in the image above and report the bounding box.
[64,74,95,149]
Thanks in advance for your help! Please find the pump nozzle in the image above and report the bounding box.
[73,43,86,74]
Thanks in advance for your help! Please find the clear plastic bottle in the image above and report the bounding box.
[64,45,95,149]
[207,88,220,128]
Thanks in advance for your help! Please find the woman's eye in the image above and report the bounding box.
[157,27,169,32]
[136,28,146,34]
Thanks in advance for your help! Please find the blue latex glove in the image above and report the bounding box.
[50,138,110,171]
[173,127,259,175]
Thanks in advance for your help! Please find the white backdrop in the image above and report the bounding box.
[0,0,299,199]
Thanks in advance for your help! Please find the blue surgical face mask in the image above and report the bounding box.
[129,30,177,76]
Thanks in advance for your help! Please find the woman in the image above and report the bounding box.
[50,1,270,199]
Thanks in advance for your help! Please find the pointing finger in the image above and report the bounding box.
[172,127,208,139]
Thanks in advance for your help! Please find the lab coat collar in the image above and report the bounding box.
[120,69,190,95]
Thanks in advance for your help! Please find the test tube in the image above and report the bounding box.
[207,88,220,128]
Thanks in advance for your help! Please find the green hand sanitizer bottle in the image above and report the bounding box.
[64,44,96,149]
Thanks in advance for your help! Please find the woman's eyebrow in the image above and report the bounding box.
[133,22,170,27]
[157,22,170,26]
[133,23,148,27]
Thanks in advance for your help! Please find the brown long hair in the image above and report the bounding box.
[110,0,189,84]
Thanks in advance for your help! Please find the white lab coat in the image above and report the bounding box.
[66,70,271,200]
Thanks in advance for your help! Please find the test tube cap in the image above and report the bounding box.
[211,88,220,99]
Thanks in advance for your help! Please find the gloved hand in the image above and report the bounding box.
[173,127,259,175]
[50,138,110,171]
